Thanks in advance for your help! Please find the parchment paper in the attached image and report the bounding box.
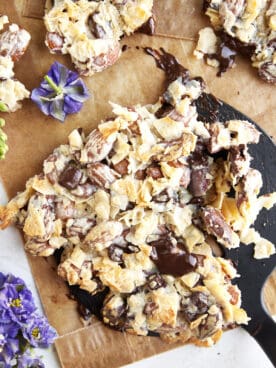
[0,1,275,368]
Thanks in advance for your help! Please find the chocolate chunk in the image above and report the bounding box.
[126,202,135,210]
[88,12,106,39]
[228,145,247,177]
[149,236,202,277]
[189,168,210,197]
[188,143,211,197]
[125,244,140,254]
[152,189,171,203]
[136,16,155,35]
[147,273,167,290]
[113,159,129,175]
[181,292,209,322]
[153,188,178,203]
[135,169,146,180]
[146,164,163,179]
[58,164,82,190]
[191,292,209,313]
[194,92,222,123]
[108,245,124,263]
[155,102,174,119]
[188,142,209,166]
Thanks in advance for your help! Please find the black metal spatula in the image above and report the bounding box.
[196,93,276,365]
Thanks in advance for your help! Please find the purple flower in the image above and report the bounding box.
[31,62,89,122]
[17,350,45,368]
[0,272,57,367]
[22,315,57,348]
[0,283,36,323]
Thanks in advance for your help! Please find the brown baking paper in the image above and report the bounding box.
[0,1,276,368]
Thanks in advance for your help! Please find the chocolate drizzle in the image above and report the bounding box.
[208,44,237,76]
[144,47,190,85]
[206,31,256,76]
[149,236,204,277]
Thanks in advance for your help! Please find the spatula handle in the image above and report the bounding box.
[254,318,276,366]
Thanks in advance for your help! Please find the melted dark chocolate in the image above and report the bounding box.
[218,32,256,58]
[149,237,203,277]
[206,31,256,76]
[208,44,237,76]
[144,47,190,85]
[194,92,222,123]
[155,102,174,119]
[136,16,155,35]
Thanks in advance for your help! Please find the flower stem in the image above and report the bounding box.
[44,75,63,95]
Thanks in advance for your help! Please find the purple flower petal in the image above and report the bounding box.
[5,274,26,287]
[49,98,66,122]
[63,80,90,103]
[47,61,65,86]
[31,88,54,116]
[64,95,83,114]
[65,68,80,85]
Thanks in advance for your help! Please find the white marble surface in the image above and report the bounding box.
[0,183,274,368]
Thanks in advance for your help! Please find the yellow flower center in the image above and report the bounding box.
[32,327,40,339]
[10,298,22,307]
